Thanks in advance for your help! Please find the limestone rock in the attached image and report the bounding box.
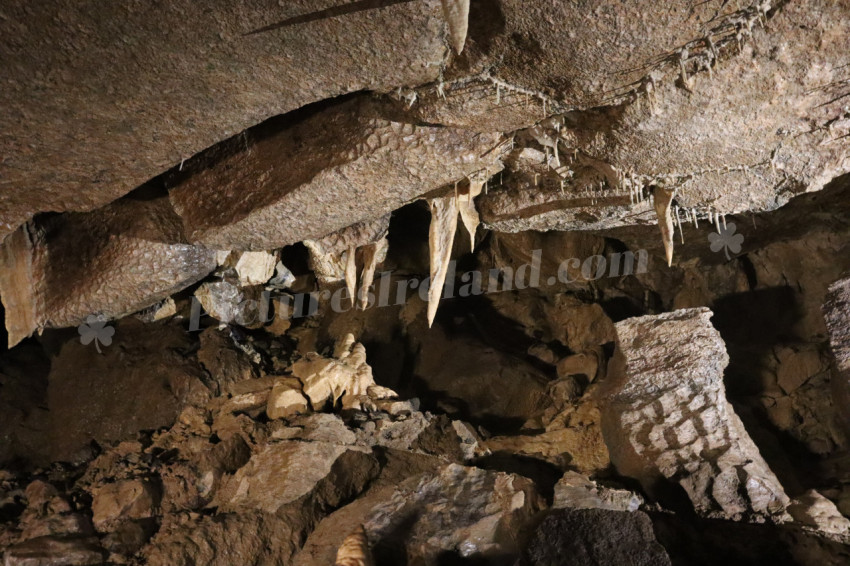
[196,328,259,396]
[233,251,277,286]
[478,0,849,234]
[517,508,672,566]
[266,379,310,420]
[271,414,358,446]
[3,536,107,566]
[292,334,377,412]
[304,216,390,285]
[91,480,159,533]
[143,511,305,566]
[410,415,489,463]
[823,273,850,436]
[215,441,377,514]
[169,97,504,250]
[134,297,177,323]
[304,215,391,309]
[601,308,791,521]
[194,280,266,328]
[788,490,850,536]
[45,319,210,464]
[552,471,642,513]
[0,0,450,239]
[364,464,544,564]
[0,196,216,347]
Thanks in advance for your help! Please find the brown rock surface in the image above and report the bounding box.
[364,463,544,564]
[45,319,210,464]
[0,0,450,238]
[0,195,216,346]
[169,97,505,250]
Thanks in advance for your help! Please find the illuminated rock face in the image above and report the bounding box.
[168,97,504,251]
[601,308,790,522]
[0,0,450,239]
[0,196,216,346]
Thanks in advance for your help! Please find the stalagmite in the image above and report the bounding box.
[654,186,676,267]
[335,525,374,566]
[440,0,470,54]
[428,194,459,327]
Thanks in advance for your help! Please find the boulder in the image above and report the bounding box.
[364,464,544,564]
[553,471,642,513]
[91,480,160,533]
[517,508,671,566]
[601,308,790,521]
[215,441,378,514]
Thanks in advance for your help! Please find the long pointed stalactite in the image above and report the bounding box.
[427,193,459,327]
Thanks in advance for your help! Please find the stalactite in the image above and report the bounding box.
[345,245,357,308]
[440,0,470,54]
[458,178,484,253]
[357,242,380,311]
[675,205,685,244]
[427,194,459,327]
[654,187,676,267]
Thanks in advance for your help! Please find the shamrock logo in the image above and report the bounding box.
[77,314,115,353]
[708,222,744,260]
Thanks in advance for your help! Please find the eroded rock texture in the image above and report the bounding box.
[0,0,451,238]
[0,196,216,346]
[364,463,545,564]
[602,308,790,521]
[169,97,505,251]
[823,274,850,436]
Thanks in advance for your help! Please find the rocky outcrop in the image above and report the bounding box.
[601,308,790,521]
[168,97,504,251]
[0,0,452,239]
[0,196,216,347]
[788,490,850,537]
[304,215,391,310]
[552,471,642,513]
[45,319,210,464]
[478,0,849,265]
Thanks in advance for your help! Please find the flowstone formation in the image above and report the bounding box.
[2,1,850,564]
